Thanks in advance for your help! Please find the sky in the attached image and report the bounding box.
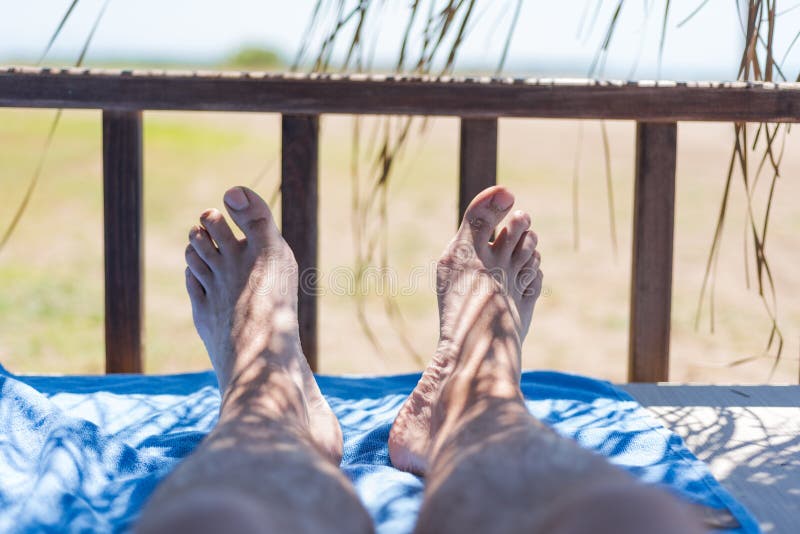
[2,0,799,80]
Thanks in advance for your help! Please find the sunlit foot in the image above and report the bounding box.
[184,186,342,463]
[388,186,543,475]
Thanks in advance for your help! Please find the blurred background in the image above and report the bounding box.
[0,0,798,383]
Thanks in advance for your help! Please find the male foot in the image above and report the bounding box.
[388,186,543,475]
[184,186,342,463]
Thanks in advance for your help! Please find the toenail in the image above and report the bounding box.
[224,187,249,210]
[490,189,514,211]
[201,209,219,221]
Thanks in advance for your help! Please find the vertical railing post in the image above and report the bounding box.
[459,118,498,223]
[628,122,677,382]
[103,110,144,374]
[281,114,320,371]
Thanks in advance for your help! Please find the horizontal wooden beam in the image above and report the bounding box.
[2,67,800,122]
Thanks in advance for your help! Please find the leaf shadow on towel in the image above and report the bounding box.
[0,369,759,534]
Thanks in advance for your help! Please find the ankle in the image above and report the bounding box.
[220,359,310,424]
[438,335,521,398]
[428,394,529,470]
[436,374,523,428]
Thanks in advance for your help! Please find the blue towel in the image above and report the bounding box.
[0,362,759,533]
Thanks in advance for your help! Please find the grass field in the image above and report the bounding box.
[0,109,798,383]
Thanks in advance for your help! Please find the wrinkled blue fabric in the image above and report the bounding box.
[0,363,759,533]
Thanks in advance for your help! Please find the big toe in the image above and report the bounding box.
[457,186,515,248]
[223,186,279,246]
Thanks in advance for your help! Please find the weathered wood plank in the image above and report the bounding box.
[281,115,319,371]
[459,118,498,222]
[3,68,800,122]
[621,384,800,532]
[628,122,677,382]
[103,110,144,374]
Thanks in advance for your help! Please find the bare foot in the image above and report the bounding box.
[184,186,342,463]
[388,186,543,475]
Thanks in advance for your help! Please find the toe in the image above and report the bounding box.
[185,266,206,300]
[524,267,543,298]
[456,186,515,248]
[185,244,213,288]
[492,210,530,258]
[189,226,221,268]
[200,209,238,251]
[223,186,280,247]
[517,251,541,292]
[512,230,538,267]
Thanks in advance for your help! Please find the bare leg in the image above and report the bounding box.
[390,187,703,534]
[137,187,372,534]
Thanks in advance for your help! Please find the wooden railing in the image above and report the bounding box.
[4,67,800,381]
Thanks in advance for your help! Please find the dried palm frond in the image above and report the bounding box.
[295,0,519,364]
[580,0,787,378]
[297,0,792,377]
[0,0,111,256]
[695,0,786,378]
[582,1,677,259]
[581,0,631,261]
